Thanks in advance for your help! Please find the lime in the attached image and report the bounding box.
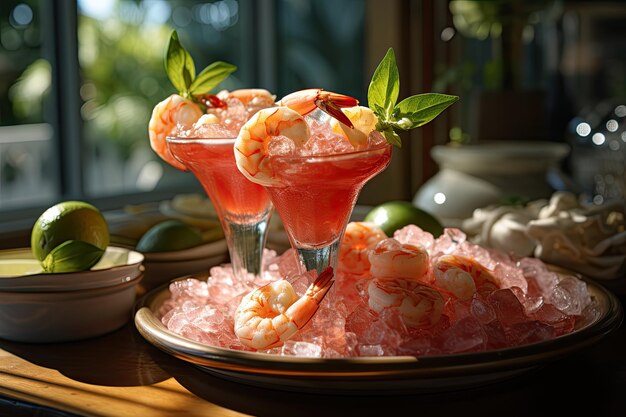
[136,220,204,253]
[31,201,110,272]
[363,201,444,237]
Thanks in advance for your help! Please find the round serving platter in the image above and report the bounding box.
[134,278,622,394]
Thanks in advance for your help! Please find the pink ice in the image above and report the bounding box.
[160,225,594,357]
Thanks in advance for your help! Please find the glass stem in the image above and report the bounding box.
[295,239,340,277]
[221,213,271,282]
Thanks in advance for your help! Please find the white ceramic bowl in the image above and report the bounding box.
[139,239,229,291]
[0,246,144,291]
[0,246,144,343]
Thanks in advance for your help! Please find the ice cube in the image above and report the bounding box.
[358,344,384,356]
[282,341,323,357]
[488,288,529,327]
[267,135,296,156]
[190,121,237,139]
[368,130,386,147]
[438,317,487,353]
[304,108,331,124]
[394,225,435,251]
[547,275,591,315]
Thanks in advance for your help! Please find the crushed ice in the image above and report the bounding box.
[160,226,595,358]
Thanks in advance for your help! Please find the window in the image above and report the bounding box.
[0,0,369,233]
[77,0,251,198]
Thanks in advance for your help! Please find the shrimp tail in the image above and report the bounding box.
[278,89,358,128]
[316,91,358,129]
[305,266,335,303]
[284,267,335,330]
[317,100,356,129]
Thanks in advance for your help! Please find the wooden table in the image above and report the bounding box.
[1,295,626,417]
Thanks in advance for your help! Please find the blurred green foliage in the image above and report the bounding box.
[0,0,43,126]
[78,14,173,159]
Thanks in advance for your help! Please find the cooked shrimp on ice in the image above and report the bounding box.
[220,88,276,106]
[234,89,359,185]
[433,255,499,300]
[234,267,334,350]
[368,238,430,280]
[277,88,358,128]
[368,278,444,327]
[234,107,310,185]
[338,222,387,275]
[148,94,203,170]
[202,88,277,110]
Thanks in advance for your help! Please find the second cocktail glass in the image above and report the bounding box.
[167,136,272,282]
[257,143,392,275]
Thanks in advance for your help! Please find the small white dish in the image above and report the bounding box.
[0,246,144,292]
[140,239,229,290]
[140,238,227,262]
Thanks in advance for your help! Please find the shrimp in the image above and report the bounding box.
[148,94,203,170]
[338,222,387,275]
[234,107,310,185]
[277,88,358,128]
[368,238,430,280]
[203,88,277,110]
[330,106,379,148]
[234,89,359,185]
[234,267,335,350]
[433,255,499,300]
[367,278,444,328]
[219,88,276,107]
[194,113,220,127]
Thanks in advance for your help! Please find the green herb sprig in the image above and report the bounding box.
[165,30,236,99]
[368,48,459,147]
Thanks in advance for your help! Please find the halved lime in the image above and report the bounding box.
[31,201,110,272]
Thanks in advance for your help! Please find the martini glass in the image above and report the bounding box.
[167,136,272,282]
[263,142,392,275]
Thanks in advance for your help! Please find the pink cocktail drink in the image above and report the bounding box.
[168,138,269,219]
[268,144,392,272]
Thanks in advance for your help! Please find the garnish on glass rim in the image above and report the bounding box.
[368,48,459,147]
[165,30,237,100]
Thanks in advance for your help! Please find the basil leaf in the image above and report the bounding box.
[371,103,386,117]
[42,240,105,273]
[368,48,400,121]
[393,93,459,128]
[382,128,402,148]
[165,30,195,94]
[189,61,237,95]
[182,49,195,90]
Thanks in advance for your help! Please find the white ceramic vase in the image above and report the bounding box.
[413,141,570,225]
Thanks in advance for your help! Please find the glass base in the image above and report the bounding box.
[295,239,340,277]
